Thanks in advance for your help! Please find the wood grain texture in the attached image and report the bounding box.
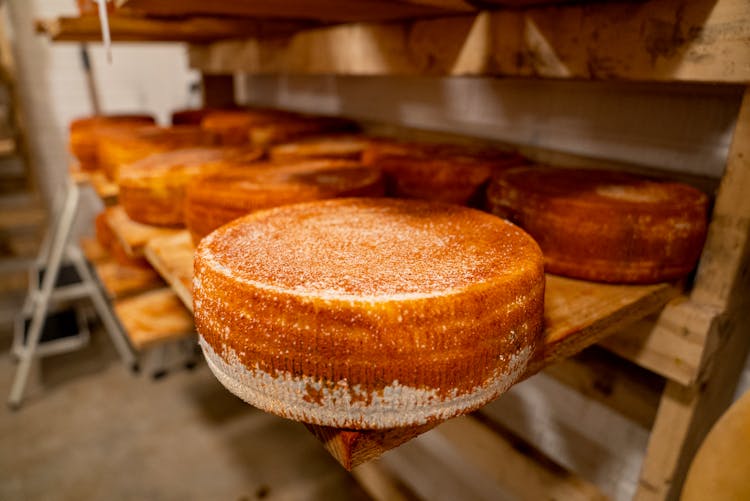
[114,288,194,350]
[106,205,182,258]
[93,258,164,299]
[116,0,474,22]
[189,0,750,83]
[634,86,750,501]
[435,415,608,501]
[143,231,194,312]
[35,15,308,43]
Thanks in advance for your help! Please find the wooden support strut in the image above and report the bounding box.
[635,86,750,501]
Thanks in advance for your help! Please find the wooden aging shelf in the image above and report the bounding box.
[142,222,679,468]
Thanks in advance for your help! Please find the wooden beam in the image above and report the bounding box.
[117,0,474,22]
[36,15,309,43]
[635,86,750,501]
[543,347,663,429]
[190,0,750,83]
[143,231,194,312]
[434,415,608,501]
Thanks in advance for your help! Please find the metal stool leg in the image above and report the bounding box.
[8,183,80,408]
[68,247,137,370]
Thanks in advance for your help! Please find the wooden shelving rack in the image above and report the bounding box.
[38,0,750,499]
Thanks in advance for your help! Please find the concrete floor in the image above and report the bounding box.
[0,324,370,501]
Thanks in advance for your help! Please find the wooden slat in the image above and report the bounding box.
[434,415,607,501]
[69,164,119,204]
[79,237,109,263]
[350,462,415,501]
[190,0,750,84]
[114,288,194,351]
[143,231,194,311]
[93,258,164,299]
[543,347,663,429]
[117,0,474,22]
[105,205,182,258]
[35,14,308,43]
[635,86,750,501]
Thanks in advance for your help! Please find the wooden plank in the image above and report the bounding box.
[93,258,164,299]
[543,347,663,429]
[599,298,717,386]
[434,415,607,501]
[35,15,309,43]
[117,0,474,22]
[105,205,182,258]
[114,288,194,351]
[635,85,750,501]
[351,462,415,501]
[532,275,679,373]
[69,164,119,204]
[143,231,194,311]
[190,0,750,83]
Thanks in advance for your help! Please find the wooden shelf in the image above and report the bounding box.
[188,0,750,84]
[143,231,194,311]
[35,14,309,43]
[144,226,678,469]
[105,205,182,258]
[70,164,119,204]
[116,0,475,23]
[114,287,194,350]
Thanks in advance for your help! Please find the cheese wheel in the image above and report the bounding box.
[171,108,226,126]
[94,212,148,268]
[269,134,372,162]
[249,116,358,147]
[194,198,545,428]
[119,147,264,227]
[201,109,298,146]
[69,114,154,171]
[363,140,527,205]
[98,125,215,181]
[487,166,709,283]
[184,159,385,244]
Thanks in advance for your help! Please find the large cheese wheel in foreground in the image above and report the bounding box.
[119,147,263,227]
[69,114,154,170]
[184,160,385,243]
[194,198,545,429]
[487,166,709,283]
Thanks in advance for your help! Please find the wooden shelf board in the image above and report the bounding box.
[143,231,194,311]
[116,0,474,23]
[189,0,750,83]
[79,237,110,263]
[69,164,119,204]
[114,287,194,351]
[105,205,183,258]
[36,14,310,43]
[93,258,164,299]
[143,229,678,468]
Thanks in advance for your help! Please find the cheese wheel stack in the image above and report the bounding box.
[69,114,154,171]
[98,125,215,181]
[194,198,545,428]
[118,147,264,227]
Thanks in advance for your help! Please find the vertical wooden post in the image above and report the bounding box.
[201,73,235,108]
[635,86,750,501]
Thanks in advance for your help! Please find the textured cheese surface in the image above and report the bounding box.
[194,198,545,428]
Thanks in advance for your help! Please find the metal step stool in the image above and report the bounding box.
[7,180,137,409]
